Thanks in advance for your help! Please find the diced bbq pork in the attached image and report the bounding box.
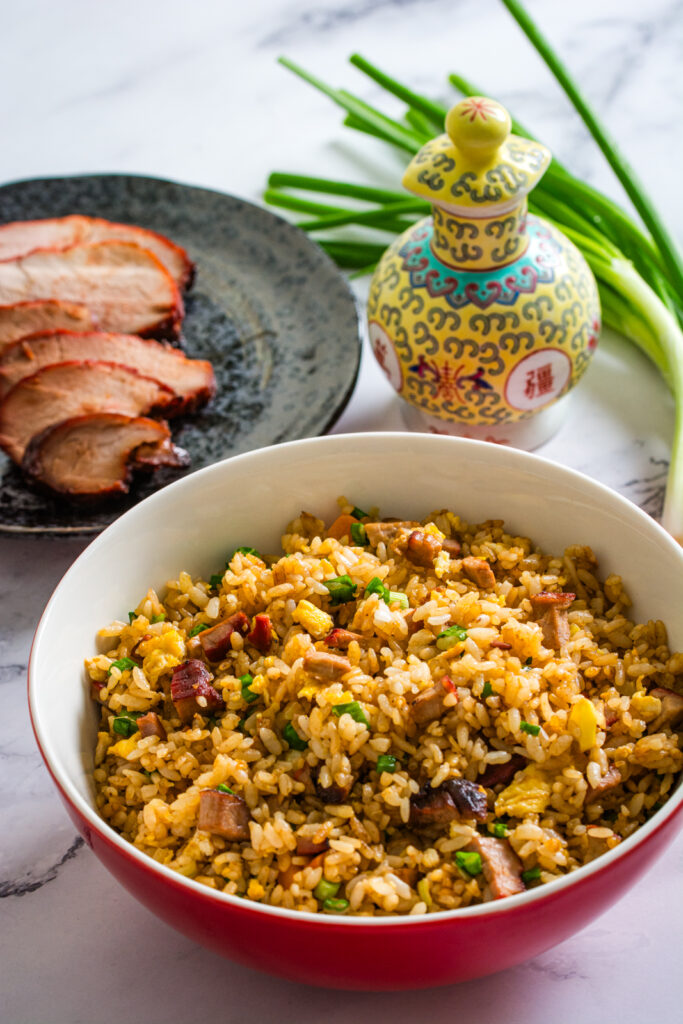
[198,789,250,840]
[313,767,354,805]
[478,754,527,789]
[585,765,622,803]
[137,711,167,740]
[170,660,225,722]
[409,778,487,827]
[198,612,250,662]
[462,556,496,590]
[530,592,575,651]
[649,687,683,731]
[295,836,331,856]
[303,650,351,681]
[0,215,194,289]
[0,330,215,409]
[405,529,442,568]
[465,835,524,899]
[410,676,456,726]
[21,413,188,499]
[247,614,273,653]
[0,361,177,464]
[442,537,461,558]
[0,300,95,351]
[323,627,366,650]
[0,241,183,338]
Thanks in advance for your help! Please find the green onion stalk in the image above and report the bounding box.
[264,1,683,543]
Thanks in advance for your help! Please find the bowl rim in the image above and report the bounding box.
[28,431,683,928]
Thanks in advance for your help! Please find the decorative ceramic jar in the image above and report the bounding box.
[367,97,601,448]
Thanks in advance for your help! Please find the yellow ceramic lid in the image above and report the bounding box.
[402,96,551,213]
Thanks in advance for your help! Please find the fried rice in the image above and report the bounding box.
[86,499,683,916]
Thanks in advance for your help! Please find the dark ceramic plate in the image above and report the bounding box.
[0,174,361,534]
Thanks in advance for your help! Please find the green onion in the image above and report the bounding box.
[376,754,397,774]
[351,505,369,519]
[481,681,493,699]
[189,623,210,637]
[151,613,165,623]
[388,590,409,609]
[227,546,260,565]
[520,721,541,736]
[436,624,468,650]
[268,35,683,542]
[283,721,308,750]
[108,657,136,676]
[492,821,508,838]
[323,897,350,913]
[350,522,367,545]
[240,673,259,704]
[112,712,141,737]
[215,783,234,794]
[128,611,137,624]
[209,573,224,589]
[314,878,340,901]
[332,701,370,727]
[364,576,388,601]
[522,866,542,885]
[523,657,533,669]
[455,851,482,876]
[324,574,358,604]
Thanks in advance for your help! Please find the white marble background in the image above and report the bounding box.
[1,0,682,1019]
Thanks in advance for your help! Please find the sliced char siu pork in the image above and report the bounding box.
[0,300,96,351]
[21,413,189,500]
[0,215,194,289]
[0,241,183,339]
[0,361,178,464]
[0,330,216,409]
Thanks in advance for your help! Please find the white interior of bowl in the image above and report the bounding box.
[29,433,683,923]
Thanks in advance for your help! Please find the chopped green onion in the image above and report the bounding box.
[455,851,482,876]
[351,505,369,520]
[323,897,350,913]
[215,783,234,794]
[108,657,136,676]
[436,624,468,650]
[227,546,260,565]
[350,522,367,545]
[520,721,541,736]
[364,576,388,600]
[128,611,137,624]
[481,681,493,699]
[522,866,542,885]
[332,701,370,727]
[209,573,224,589]
[492,821,508,838]
[523,657,533,668]
[314,878,340,901]
[376,754,397,774]
[324,574,358,604]
[151,613,166,623]
[283,721,308,750]
[112,712,141,737]
[189,623,210,637]
[388,590,409,609]
[240,673,259,704]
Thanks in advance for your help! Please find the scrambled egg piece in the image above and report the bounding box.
[108,736,138,759]
[630,691,662,722]
[137,629,186,684]
[495,765,551,816]
[247,879,265,900]
[568,697,598,751]
[293,600,334,639]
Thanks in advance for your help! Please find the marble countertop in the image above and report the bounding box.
[1,0,681,1019]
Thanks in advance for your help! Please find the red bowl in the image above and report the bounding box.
[29,434,683,989]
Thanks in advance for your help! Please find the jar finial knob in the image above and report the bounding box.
[445,97,511,162]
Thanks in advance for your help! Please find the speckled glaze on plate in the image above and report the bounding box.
[0,174,361,534]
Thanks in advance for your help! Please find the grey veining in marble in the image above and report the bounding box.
[1,0,681,1021]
